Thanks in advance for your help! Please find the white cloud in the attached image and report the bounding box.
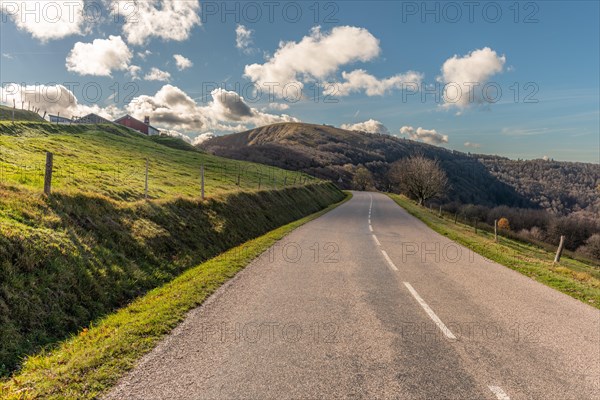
[438,47,506,110]
[160,129,191,143]
[264,103,290,111]
[144,67,171,82]
[128,65,142,80]
[110,0,200,45]
[0,83,117,119]
[400,126,448,145]
[236,25,254,52]
[341,119,389,135]
[173,54,193,71]
[138,50,153,60]
[66,36,132,77]
[192,132,216,146]
[125,84,299,133]
[2,53,13,59]
[244,26,381,97]
[464,141,481,149]
[326,69,423,97]
[1,0,87,42]
[501,127,548,136]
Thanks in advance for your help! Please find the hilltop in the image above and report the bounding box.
[202,122,599,215]
[0,104,46,122]
[0,122,314,201]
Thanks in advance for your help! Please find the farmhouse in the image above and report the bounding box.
[74,113,112,125]
[114,115,160,136]
[48,114,73,124]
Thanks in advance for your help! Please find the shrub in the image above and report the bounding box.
[577,234,600,261]
[498,217,510,230]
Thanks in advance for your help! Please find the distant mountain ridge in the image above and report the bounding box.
[202,123,599,215]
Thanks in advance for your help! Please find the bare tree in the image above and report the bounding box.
[352,165,374,191]
[389,154,449,205]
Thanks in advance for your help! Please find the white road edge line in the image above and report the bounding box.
[381,250,398,271]
[403,282,457,340]
[372,234,381,246]
[488,386,510,400]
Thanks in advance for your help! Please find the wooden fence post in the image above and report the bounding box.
[438,206,442,217]
[258,177,261,190]
[144,158,149,200]
[454,212,458,224]
[44,152,53,195]
[201,163,205,200]
[494,219,498,242]
[474,220,478,234]
[554,235,566,263]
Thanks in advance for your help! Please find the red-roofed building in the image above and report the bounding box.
[114,115,160,136]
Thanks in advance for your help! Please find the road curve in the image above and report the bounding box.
[105,192,600,400]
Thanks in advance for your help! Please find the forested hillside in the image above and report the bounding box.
[202,122,600,214]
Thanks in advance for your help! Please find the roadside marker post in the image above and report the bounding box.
[494,219,498,242]
[554,235,566,263]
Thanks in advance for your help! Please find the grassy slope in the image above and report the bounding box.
[388,194,600,309]
[0,122,313,201]
[0,193,351,400]
[0,122,341,375]
[0,106,45,122]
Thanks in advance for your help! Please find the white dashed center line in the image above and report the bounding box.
[488,386,510,399]
[381,250,398,271]
[372,234,381,246]
[403,282,457,340]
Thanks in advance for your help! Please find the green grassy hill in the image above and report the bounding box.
[0,122,314,200]
[0,105,45,122]
[0,121,343,375]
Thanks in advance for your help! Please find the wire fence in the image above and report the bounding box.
[0,149,318,201]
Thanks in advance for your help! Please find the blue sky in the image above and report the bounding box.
[0,1,598,162]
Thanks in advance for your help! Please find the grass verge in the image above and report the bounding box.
[388,193,600,309]
[0,192,351,399]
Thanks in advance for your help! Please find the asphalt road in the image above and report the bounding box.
[105,192,600,400]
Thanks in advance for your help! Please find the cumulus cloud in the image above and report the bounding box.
[1,0,88,42]
[66,35,132,77]
[109,0,200,45]
[192,132,216,146]
[464,141,482,149]
[400,126,448,145]
[125,84,299,133]
[236,25,254,52]
[264,103,290,111]
[341,119,389,135]
[244,26,381,97]
[327,69,423,97]
[0,83,118,119]
[438,47,506,110]
[144,67,171,82]
[127,65,142,80]
[173,54,193,71]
